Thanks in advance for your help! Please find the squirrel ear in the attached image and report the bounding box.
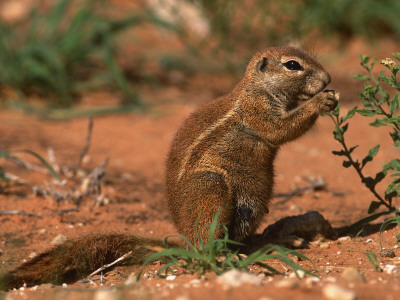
[257,57,268,72]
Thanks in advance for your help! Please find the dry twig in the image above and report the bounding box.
[0,210,40,217]
[88,251,133,278]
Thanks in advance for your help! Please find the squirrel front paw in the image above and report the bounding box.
[314,89,339,114]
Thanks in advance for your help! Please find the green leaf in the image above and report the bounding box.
[353,74,370,81]
[383,159,400,174]
[361,144,380,169]
[389,94,399,115]
[368,144,380,158]
[343,210,396,234]
[0,150,60,181]
[370,118,388,127]
[341,106,358,123]
[368,201,382,214]
[356,109,376,117]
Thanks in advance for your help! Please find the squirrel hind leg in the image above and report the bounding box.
[173,170,234,243]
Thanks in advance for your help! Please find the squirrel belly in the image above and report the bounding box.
[0,46,338,290]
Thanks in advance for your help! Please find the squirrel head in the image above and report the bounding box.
[244,46,331,103]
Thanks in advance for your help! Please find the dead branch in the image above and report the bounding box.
[57,207,79,214]
[114,269,128,279]
[47,147,61,174]
[75,117,93,171]
[88,251,133,278]
[273,176,327,205]
[0,210,40,217]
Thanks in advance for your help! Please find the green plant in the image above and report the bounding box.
[379,213,400,248]
[329,53,400,230]
[0,0,143,107]
[365,250,380,272]
[138,211,318,280]
[0,149,60,183]
[293,0,400,39]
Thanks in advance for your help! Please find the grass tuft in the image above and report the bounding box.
[138,211,318,280]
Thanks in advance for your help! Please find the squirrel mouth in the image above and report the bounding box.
[297,93,314,101]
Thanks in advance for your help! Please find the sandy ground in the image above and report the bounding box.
[0,3,399,298]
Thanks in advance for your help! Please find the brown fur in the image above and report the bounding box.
[0,46,338,290]
[166,46,337,242]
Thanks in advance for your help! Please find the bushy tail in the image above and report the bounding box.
[0,233,165,291]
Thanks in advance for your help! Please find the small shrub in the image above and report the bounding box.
[329,53,400,230]
[0,0,143,107]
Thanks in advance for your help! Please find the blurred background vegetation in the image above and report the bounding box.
[0,0,399,113]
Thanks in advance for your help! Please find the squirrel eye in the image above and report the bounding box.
[283,60,304,71]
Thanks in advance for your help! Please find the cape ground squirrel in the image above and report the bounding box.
[0,46,339,290]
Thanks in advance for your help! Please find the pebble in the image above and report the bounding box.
[380,248,395,258]
[289,204,302,212]
[166,275,176,281]
[383,264,399,275]
[274,279,299,289]
[322,284,356,300]
[338,236,351,242]
[320,242,330,249]
[341,267,366,282]
[94,289,119,300]
[51,234,67,245]
[28,252,37,259]
[365,239,373,244]
[175,296,191,300]
[217,270,263,289]
[305,277,320,288]
[289,270,306,279]
[125,273,137,285]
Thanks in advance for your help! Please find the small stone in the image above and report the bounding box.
[166,275,176,281]
[289,270,306,279]
[217,270,262,289]
[38,228,46,234]
[94,289,119,300]
[175,296,191,300]
[28,252,37,259]
[37,283,54,290]
[341,267,366,282]
[365,239,373,244]
[320,242,330,249]
[274,279,299,289]
[380,248,395,258]
[305,277,320,288]
[188,279,201,287]
[322,284,356,300]
[125,273,137,285]
[289,204,301,212]
[51,234,67,245]
[383,264,399,275]
[338,236,351,242]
